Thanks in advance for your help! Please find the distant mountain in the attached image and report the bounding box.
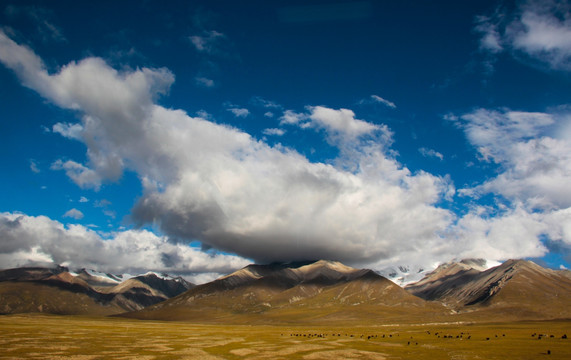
[406,259,571,320]
[377,264,430,287]
[123,260,448,324]
[0,266,194,315]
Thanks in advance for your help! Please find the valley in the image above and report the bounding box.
[0,314,569,359]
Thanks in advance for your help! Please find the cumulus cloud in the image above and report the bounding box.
[280,106,392,152]
[448,106,571,264]
[308,106,381,140]
[0,212,250,283]
[476,0,571,71]
[0,29,463,269]
[63,208,84,220]
[5,27,569,270]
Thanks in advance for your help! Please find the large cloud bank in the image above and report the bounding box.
[0,30,456,268]
[1,25,570,274]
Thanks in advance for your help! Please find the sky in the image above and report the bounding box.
[1,0,570,283]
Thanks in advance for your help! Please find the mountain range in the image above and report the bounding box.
[0,266,193,315]
[406,258,571,321]
[1,259,570,323]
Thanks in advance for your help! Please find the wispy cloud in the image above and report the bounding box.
[5,5,67,43]
[419,147,444,160]
[29,159,40,174]
[189,30,225,54]
[370,95,397,109]
[195,76,215,88]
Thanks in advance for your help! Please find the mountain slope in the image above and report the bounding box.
[406,259,571,320]
[0,266,193,315]
[124,260,448,324]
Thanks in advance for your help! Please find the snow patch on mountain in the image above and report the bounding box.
[378,259,501,287]
[377,264,433,287]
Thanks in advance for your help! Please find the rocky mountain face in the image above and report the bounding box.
[406,259,571,320]
[0,266,193,315]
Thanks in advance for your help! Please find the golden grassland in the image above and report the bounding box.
[0,314,569,359]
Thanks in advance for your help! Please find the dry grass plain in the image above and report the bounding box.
[0,314,569,359]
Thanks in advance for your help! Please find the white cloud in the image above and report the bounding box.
[370,95,397,109]
[450,205,549,261]
[476,0,571,71]
[281,106,390,150]
[279,109,309,126]
[0,212,250,283]
[4,28,567,271]
[419,147,444,161]
[50,159,103,190]
[449,106,571,263]
[507,0,571,70]
[308,106,380,139]
[457,108,570,209]
[63,208,84,220]
[227,107,250,118]
[0,29,463,270]
[79,196,89,203]
[262,128,285,136]
[264,111,274,118]
[52,122,83,140]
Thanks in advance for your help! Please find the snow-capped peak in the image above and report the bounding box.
[377,264,431,287]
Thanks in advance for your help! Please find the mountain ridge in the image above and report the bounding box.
[406,258,571,320]
[0,266,194,315]
[122,260,448,324]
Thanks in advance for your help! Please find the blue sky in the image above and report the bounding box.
[1,0,570,281]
